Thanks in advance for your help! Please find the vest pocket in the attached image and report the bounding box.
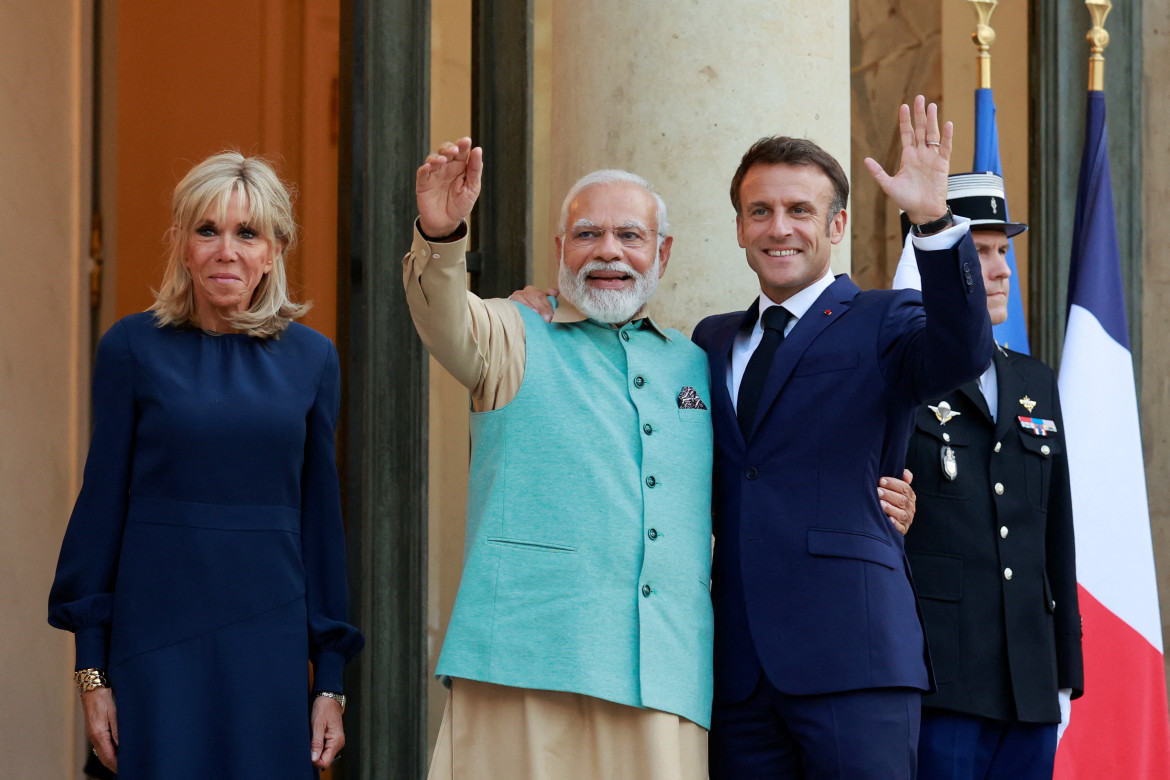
[486,537,577,554]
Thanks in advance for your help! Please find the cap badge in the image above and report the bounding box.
[991,197,998,214]
[1019,395,1037,413]
[929,401,962,426]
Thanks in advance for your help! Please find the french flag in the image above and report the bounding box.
[1053,90,1170,776]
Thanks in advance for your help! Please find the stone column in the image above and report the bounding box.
[547,0,852,333]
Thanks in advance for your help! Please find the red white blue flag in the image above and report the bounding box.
[1053,89,1170,778]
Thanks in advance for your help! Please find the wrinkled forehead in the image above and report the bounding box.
[568,182,657,228]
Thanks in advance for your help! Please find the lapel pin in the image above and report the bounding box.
[929,401,962,426]
[1019,395,1037,413]
[824,309,832,315]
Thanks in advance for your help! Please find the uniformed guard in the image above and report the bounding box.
[899,172,1084,779]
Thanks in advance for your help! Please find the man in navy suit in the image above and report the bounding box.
[692,97,994,778]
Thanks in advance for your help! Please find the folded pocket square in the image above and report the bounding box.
[677,386,708,410]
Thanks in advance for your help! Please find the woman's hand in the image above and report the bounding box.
[310,694,345,769]
[82,687,118,772]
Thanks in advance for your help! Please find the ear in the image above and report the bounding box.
[554,234,564,259]
[829,209,847,245]
[736,214,746,249]
[656,235,673,278]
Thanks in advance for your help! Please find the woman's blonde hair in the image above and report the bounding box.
[149,151,309,338]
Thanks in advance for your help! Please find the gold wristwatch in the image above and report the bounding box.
[74,668,109,694]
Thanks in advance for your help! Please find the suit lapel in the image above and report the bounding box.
[747,277,856,439]
[711,301,759,448]
[958,380,993,423]
[993,347,1025,443]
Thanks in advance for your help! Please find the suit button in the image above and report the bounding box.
[994,442,1002,453]
[645,476,657,488]
[633,376,645,388]
[621,331,631,342]
[1000,526,1009,538]
[943,432,951,442]
[994,482,1005,495]
[648,528,658,540]
[745,467,758,480]
[642,584,652,597]
[643,423,653,435]
[1004,568,1013,580]
[1041,444,1051,455]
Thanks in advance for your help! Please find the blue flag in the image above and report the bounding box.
[973,88,1030,353]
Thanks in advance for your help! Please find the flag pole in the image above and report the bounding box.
[969,0,998,89]
[1086,0,1111,92]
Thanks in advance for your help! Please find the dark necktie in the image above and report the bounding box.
[737,305,791,438]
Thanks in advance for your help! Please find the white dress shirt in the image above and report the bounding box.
[728,270,835,411]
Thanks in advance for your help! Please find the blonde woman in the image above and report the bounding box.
[49,152,363,778]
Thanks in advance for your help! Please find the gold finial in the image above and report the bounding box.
[1086,0,1112,92]
[969,0,998,89]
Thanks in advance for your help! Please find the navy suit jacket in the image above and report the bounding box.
[692,233,993,705]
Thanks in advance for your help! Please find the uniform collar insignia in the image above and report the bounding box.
[929,401,962,425]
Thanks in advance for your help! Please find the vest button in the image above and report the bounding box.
[633,376,645,388]
[642,584,652,597]
[647,528,658,540]
[643,423,653,435]
[621,330,631,342]
[745,467,758,480]
[645,476,657,488]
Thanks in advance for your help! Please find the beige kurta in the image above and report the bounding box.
[405,223,709,779]
[428,679,708,780]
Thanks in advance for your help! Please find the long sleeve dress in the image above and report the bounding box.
[49,312,364,779]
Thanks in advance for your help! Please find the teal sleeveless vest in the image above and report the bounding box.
[436,303,715,727]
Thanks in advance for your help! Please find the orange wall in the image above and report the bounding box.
[111,0,339,339]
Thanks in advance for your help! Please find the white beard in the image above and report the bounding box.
[558,255,660,324]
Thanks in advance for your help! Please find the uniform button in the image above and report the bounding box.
[1004,567,1013,580]
[1041,444,1051,455]
[994,482,1005,495]
[994,442,1002,453]
[621,331,631,342]
[1000,526,1009,538]
[943,432,951,442]
[645,476,657,488]
[745,467,758,480]
[647,528,658,540]
[633,376,645,388]
[642,584,652,597]
[1052,599,1057,610]
[643,423,653,435]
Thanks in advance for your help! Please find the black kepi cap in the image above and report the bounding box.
[899,171,1028,240]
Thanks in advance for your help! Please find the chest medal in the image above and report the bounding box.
[940,444,958,481]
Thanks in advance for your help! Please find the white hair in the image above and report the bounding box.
[557,169,670,246]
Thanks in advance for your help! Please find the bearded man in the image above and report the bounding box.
[404,138,715,780]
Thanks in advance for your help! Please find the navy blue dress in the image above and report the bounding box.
[49,312,363,779]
